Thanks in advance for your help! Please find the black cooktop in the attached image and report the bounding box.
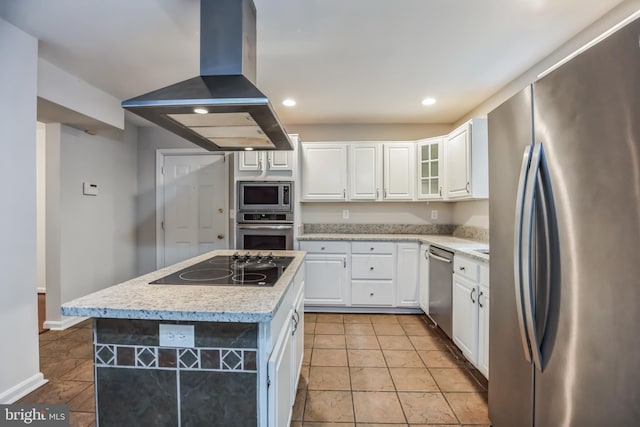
[149,253,294,287]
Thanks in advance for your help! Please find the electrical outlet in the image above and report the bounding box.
[431,209,438,220]
[230,209,235,219]
[159,324,195,348]
[342,209,349,219]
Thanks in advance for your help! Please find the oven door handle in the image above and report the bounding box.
[236,225,293,230]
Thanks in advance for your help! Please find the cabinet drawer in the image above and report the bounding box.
[454,255,479,281]
[352,241,395,254]
[299,241,349,253]
[480,263,489,286]
[352,281,394,306]
[351,254,394,279]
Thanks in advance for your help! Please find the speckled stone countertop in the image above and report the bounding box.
[298,233,489,263]
[61,250,306,323]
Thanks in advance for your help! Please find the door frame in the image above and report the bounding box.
[155,148,229,269]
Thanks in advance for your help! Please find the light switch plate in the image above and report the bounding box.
[431,209,438,220]
[159,324,195,348]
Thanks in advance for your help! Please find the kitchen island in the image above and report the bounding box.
[62,250,306,427]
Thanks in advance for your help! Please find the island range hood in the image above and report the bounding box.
[122,0,293,151]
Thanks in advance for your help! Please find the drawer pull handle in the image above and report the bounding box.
[470,288,476,303]
[370,247,374,251]
[321,246,325,250]
[369,267,374,271]
[478,291,484,308]
[370,292,374,296]
[459,266,466,271]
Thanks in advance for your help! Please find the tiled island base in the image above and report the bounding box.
[93,319,258,427]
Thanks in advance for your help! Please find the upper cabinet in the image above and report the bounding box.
[301,143,348,200]
[417,137,444,200]
[348,143,383,201]
[235,134,298,177]
[445,119,488,199]
[383,143,415,200]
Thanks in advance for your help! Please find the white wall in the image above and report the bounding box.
[452,200,489,229]
[36,122,46,292]
[0,17,44,403]
[136,126,195,275]
[302,202,452,225]
[59,125,138,303]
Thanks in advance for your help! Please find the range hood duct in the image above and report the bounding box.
[122,0,293,151]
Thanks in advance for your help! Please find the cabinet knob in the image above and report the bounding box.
[370,292,374,296]
[321,246,325,250]
[217,234,225,240]
[369,266,374,271]
[370,247,374,251]
[459,266,466,271]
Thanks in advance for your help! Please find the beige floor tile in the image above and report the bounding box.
[418,350,464,368]
[346,335,380,350]
[298,365,310,389]
[292,387,307,421]
[290,422,302,427]
[305,334,315,349]
[382,350,424,368]
[61,360,94,382]
[311,349,348,366]
[445,392,490,424]
[305,321,317,334]
[302,349,312,366]
[369,314,399,324]
[352,391,406,424]
[350,367,395,391]
[343,314,371,324]
[356,424,408,427]
[18,380,92,405]
[314,334,347,349]
[408,335,445,350]
[400,323,435,336]
[305,313,318,322]
[372,323,406,336]
[347,349,386,367]
[68,411,96,427]
[397,392,458,424]
[315,313,345,323]
[396,314,426,325]
[315,322,345,335]
[377,335,413,350]
[302,423,354,427]
[389,367,439,392]
[344,323,375,336]
[68,384,95,412]
[309,366,351,390]
[304,390,354,422]
[430,368,485,392]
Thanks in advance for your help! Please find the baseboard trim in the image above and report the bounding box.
[304,306,423,314]
[43,316,88,330]
[0,373,48,404]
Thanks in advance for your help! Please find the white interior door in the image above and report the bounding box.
[162,154,228,267]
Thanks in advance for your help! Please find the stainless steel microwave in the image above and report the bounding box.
[237,181,293,212]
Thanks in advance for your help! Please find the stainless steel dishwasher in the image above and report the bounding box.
[428,245,454,338]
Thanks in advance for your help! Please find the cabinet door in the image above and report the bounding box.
[417,137,444,199]
[349,143,382,200]
[396,242,420,307]
[383,143,415,200]
[452,274,478,363]
[304,253,348,305]
[478,282,489,378]
[446,123,471,198]
[268,151,292,171]
[291,286,305,398]
[267,324,293,427]
[419,244,429,313]
[301,144,347,200]
[238,151,263,171]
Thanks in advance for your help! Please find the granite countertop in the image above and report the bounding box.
[298,233,489,263]
[61,250,306,323]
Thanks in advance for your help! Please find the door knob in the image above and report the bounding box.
[217,208,223,214]
[217,234,225,239]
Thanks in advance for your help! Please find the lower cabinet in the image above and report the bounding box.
[299,241,349,306]
[351,242,395,306]
[396,243,420,307]
[451,254,489,378]
[419,244,429,313]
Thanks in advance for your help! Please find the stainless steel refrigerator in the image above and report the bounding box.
[488,16,640,427]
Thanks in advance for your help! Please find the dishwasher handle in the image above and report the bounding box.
[427,252,452,263]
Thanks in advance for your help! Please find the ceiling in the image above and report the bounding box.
[0,0,627,127]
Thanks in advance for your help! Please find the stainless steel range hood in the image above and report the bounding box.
[122,0,293,151]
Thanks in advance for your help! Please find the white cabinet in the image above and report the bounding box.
[290,285,305,400]
[301,143,348,200]
[299,241,349,305]
[236,134,297,175]
[351,242,395,306]
[267,320,293,427]
[451,254,489,378]
[417,137,444,200]
[396,242,420,307]
[348,143,383,200]
[383,143,416,200]
[419,244,429,313]
[445,119,488,199]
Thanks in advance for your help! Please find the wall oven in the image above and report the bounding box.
[236,181,294,251]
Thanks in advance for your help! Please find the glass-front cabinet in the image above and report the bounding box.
[417,137,444,199]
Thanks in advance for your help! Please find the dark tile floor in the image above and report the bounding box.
[19,314,489,426]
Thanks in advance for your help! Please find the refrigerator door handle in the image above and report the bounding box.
[514,143,534,363]
[521,142,546,372]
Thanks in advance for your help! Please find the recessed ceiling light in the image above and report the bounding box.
[193,107,209,114]
[282,99,296,107]
[421,97,437,106]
